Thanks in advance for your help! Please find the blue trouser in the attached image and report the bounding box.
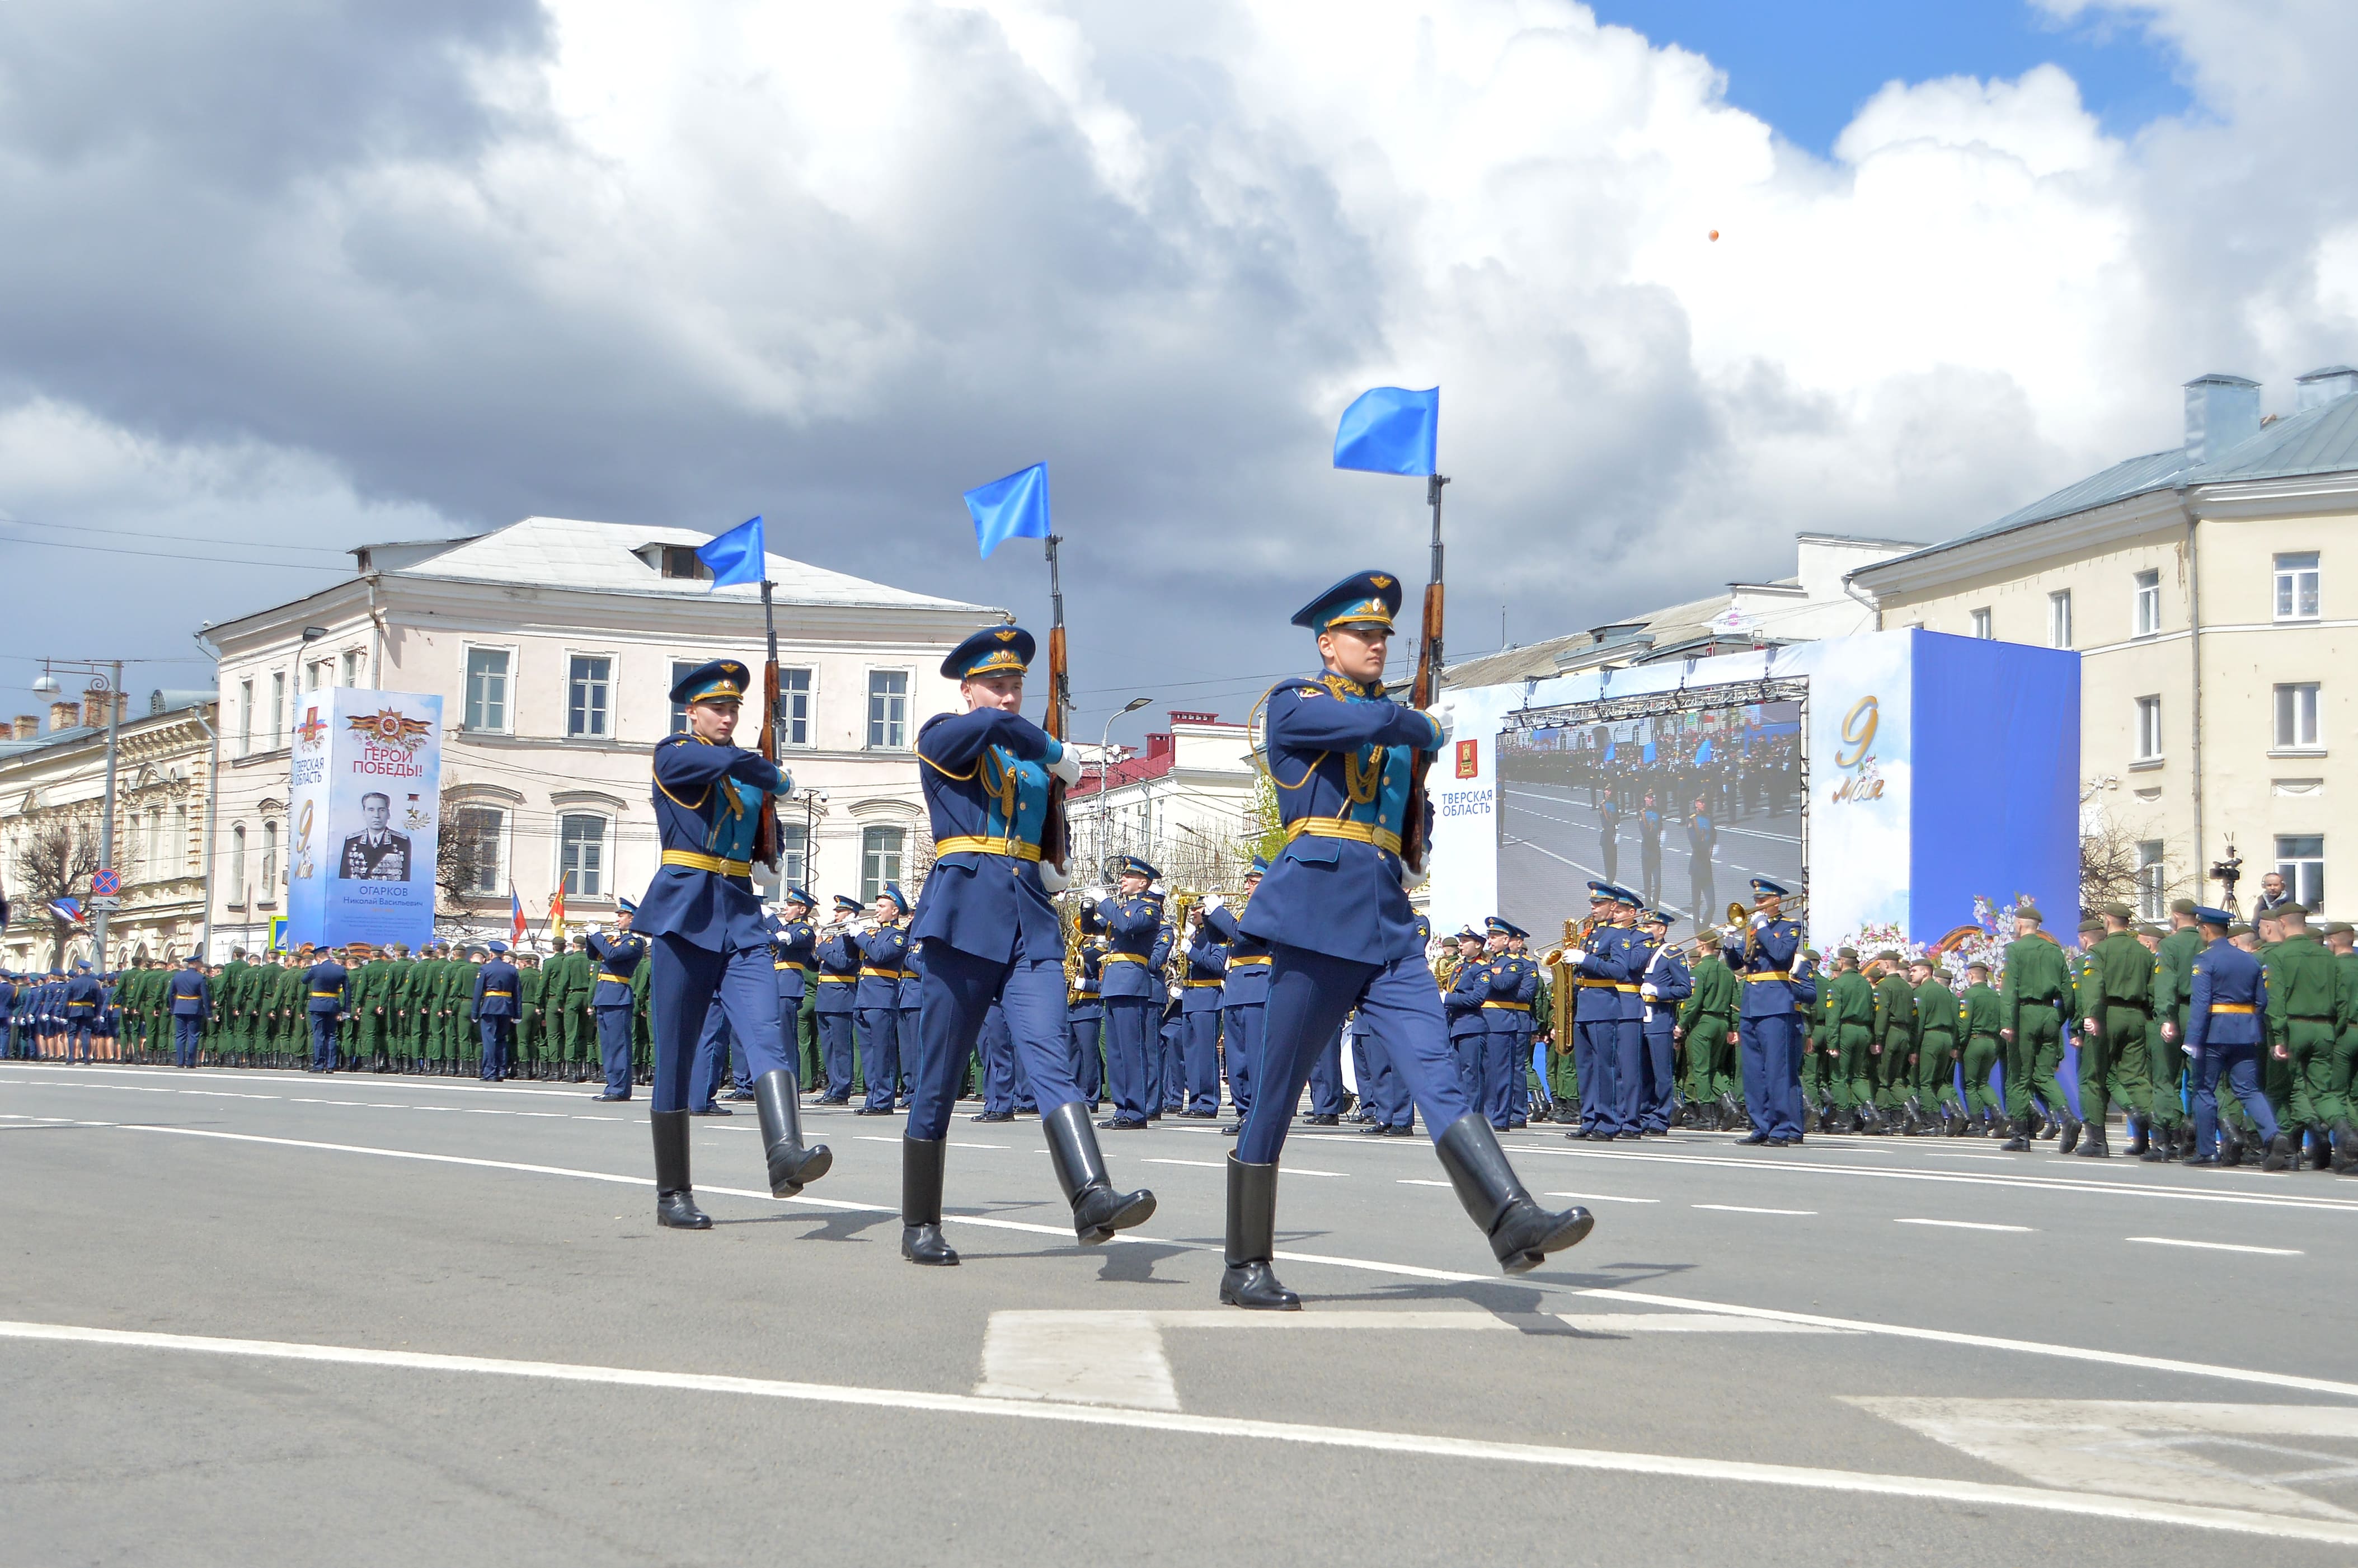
[859,1008,900,1111]
[596,1004,634,1097]
[691,998,732,1110]
[1223,1004,1261,1117]
[1613,1016,1647,1130]
[1069,1015,1103,1102]
[899,1007,922,1098]
[172,1014,202,1067]
[1450,1027,1483,1106]
[1483,1020,1523,1128]
[67,1017,94,1063]
[1239,943,1473,1165]
[1181,1009,1222,1114]
[816,1009,855,1097]
[980,1003,1020,1114]
[478,1016,513,1081]
[1739,1012,1803,1140]
[905,936,1081,1142]
[308,1013,339,1072]
[2193,1044,2277,1153]
[1156,1018,1184,1110]
[1101,997,1154,1125]
[1305,1020,1346,1115]
[1575,1014,1620,1133]
[649,933,788,1115]
[1356,1016,1413,1128]
[1642,1023,1678,1132]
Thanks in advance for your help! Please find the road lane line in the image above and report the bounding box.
[2,1318,2349,1544]
[1694,1204,1814,1215]
[2127,1237,2301,1256]
[1895,1219,2032,1232]
[1542,1193,1661,1204]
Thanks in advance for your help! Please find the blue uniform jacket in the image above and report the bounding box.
[1617,932,1657,1021]
[1567,925,1636,1022]
[1181,927,1227,1015]
[856,922,909,1011]
[906,706,1066,965]
[898,942,925,1010]
[588,931,647,1008]
[813,929,859,1014]
[1238,673,1441,966]
[1721,919,1804,1017]
[304,961,350,1015]
[1203,902,1271,1007]
[632,733,789,955]
[472,959,521,1020]
[166,966,209,1017]
[2187,938,2266,1053]
[1097,895,1162,1001]
[1067,943,1103,1021]
[64,973,100,1017]
[1638,945,1692,1032]
[1445,958,1493,1039]
[1485,952,1539,1031]
[767,917,815,1005]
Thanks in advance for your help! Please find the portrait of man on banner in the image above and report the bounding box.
[339,791,414,881]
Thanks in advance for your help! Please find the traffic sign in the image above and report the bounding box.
[91,868,120,898]
[86,895,121,911]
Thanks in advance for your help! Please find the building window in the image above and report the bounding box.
[238,679,253,756]
[2136,841,2166,922]
[2273,683,2321,750]
[452,806,504,895]
[861,825,905,902]
[269,671,286,749]
[228,824,246,905]
[567,656,611,739]
[660,546,711,581]
[1969,608,1992,640]
[2134,696,2162,761]
[779,668,812,747]
[2132,570,2160,638]
[144,810,160,872]
[175,805,190,871]
[780,820,808,890]
[2275,835,2324,910]
[306,659,328,691]
[558,814,606,896]
[260,821,279,903]
[2274,552,2321,622]
[866,671,908,749]
[341,650,363,687]
[464,648,510,731]
[669,659,699,735]
[2047,590,2073,650]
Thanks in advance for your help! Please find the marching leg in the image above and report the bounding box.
[1219,1153,1297,1310]
[650,1110,710,1230]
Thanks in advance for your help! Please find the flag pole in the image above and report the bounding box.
[1041,533,1072,873]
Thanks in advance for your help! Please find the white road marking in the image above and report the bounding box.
[31,1112,2358,1401]
[2128,1237,2302,1256]
[1895,1218,2033,1232]
[1145,1158,1225,1169]
[1693,1204,1814,1215]
[1543,1192,1661,1204]
[4,1317,2350,1544]
[854,1136,1010,1150]
[1397,1178,1452,1186]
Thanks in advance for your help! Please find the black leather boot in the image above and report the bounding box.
[753,1069,833,1198]
[651,1110,711,1230]
[1999,1115,2030,1152]
[2259,1132,2293,1172]
[900,1135,957,1265]
[2219,1126,2246,1166]
[1219,1154,1298,1309]
[1044,1100,1157,1244]
[2057,1115,2082,1154]
[2076,1121,2108,1157]
[2334,1120,2358,1175]
[1434,1113,1594,1274]
[2124,1119,2148,1157]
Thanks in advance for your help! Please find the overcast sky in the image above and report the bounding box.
[3,0,2355,741]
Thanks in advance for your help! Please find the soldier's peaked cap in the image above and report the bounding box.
[1291,570,1403,635]
[942,625,1035,680]
[2193,905,2232,926]
[833,894,863,915]
[670,659,751,706]
[780,886,813,907]
[1117,855,1161,882]
[1750,877,1789,898]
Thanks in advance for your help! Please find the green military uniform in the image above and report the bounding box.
[1999,910,2073,1146]
[560,942,596,1079]
[417,946,449,1070]
[2328,928,2358,1171]
[1869,958,1915,1119]
[1825,960,1875,1125]
[2079,910,2157,1156]
[350,950,394,1069]
[2265,916,2338,1165]
[631,951,654,1082]
[2256,930,2294,1126]
[2150,910,2201,1146]
[1913,970,1964,1123]
[450,951,483,1071]
[1960,974,2003,1124]
[1677,943,1739,1118]
[516,957,545,1076]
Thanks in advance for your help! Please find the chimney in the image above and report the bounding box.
[1145,731,1173,760]
[49,700,81,732]
[12,715,36,740]
[1168,710,1219,726]
[2184,373,2261,463]
[2295,365,2358,413]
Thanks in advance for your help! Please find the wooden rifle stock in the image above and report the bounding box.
[753,592,782,871]
[1399,578,1444,873]
[1041,622,1070,874]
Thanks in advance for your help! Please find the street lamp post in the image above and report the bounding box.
[1096,696,1152,879]
[32,658,125,968]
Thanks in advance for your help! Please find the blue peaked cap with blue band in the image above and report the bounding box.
[833,895,863,916]
[877,883,909,912]
[670,659,751,706]
[942,625,1035,680]
[1290,570,1403,635]
[1116,855,1160,881]
[781,886,814,907]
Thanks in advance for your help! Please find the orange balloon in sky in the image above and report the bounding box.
[1708,229,1720,241]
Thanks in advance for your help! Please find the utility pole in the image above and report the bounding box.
[31,658,125,967]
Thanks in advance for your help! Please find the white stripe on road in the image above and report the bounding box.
[1397,1178,1452,1186]
[1693,1204,1814,1215]
[2,1318,2350,1544]
[1542,1192,1661,1204]
[2127,1237,2302,1256]
[1143,1158,1342,1177]
[1895,1219,2032,1232]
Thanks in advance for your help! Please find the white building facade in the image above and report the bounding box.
[201,517,1002,954]
[1066,709,1262,893]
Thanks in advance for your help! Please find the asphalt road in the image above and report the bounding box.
[1498,780,1804,932]
[8,1062,2358,1566]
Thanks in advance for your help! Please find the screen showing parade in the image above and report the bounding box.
[1492,692,1805,936]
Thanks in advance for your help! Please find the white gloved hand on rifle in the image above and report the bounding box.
[1037,858,1070,894]
[1422,701,1454,741]
[1046,748,1083,787]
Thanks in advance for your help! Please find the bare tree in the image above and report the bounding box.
[436,818,490,912]
[20,816,100,969]
[2080,813,2153,913]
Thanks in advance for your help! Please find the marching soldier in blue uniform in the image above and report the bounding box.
[1227,571,1591,1309]
[472,940,520,1082]
[1093,857,1164,1130]
[1150,896,1181,1114]
[1637,909,1692,1135]
[588,898,649,1101]
[304,949,350,1073]
[1722,877,1806,1146]
[1613,889,1657,1135]
[632,659,831,1229]
[899,626,1156,1267]
[812,896,862,1103]
[1203,856,1270,1135]
[1444,928,1492,1106]
[1562,883,1636,1138]
[2185,905,2291,1170]
[856,885,912,1114]
[63,960,101,1063]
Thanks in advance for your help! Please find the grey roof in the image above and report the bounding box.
[1870,389,2358,574]
[0,693,211,762]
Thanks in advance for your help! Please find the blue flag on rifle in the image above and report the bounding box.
[695,515,768,589]
[964,462,1051,560]
[49,897,83,926]
[1333,386,1439,477]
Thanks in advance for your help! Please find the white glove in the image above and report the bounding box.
[1084,885,1108,904]
[1423,703,1454,741]
[1201,892,1223,914]
[1640,983,1659,999]
[1401,861,1428,893]
[1046,748,1083,787]
[1750,910,1771,931]
[1168,983,1183,1000]
[1037,858,1070,894]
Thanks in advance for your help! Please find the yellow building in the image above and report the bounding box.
[1848,368,2358,919]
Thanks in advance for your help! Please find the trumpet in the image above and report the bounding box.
[1726,893,1808,955]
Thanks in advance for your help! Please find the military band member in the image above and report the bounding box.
[1636,910,1689,1135]
[1093,858,1164,1131]
[632,659,832,1230]
[1444,928,1492,1111]
[1204,856,1270,1134]
[813,896,862,1103]
[1564,884,1635,1138]
[588,899,648,1101]
[1225,570,1590,1309]
[898,625,1155,1267]
[1178,903,1228,1117]
[853,886,911,1114]
[1720,878,1804,1146]
[168,955,208,1068]
[1611,893,1655,1134]
[1067,903,1107,1106]
[303,948,350,1073]
[1478,918,1537,1131]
